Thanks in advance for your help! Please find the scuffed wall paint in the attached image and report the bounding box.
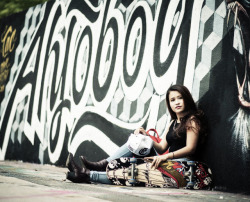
[0,0,249,193]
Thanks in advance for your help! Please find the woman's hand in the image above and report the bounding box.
[144,155,169,169]
[134,127,147,135]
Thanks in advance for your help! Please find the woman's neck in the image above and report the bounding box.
[176,112,188,123]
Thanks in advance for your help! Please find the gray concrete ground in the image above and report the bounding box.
[0,160,249,202]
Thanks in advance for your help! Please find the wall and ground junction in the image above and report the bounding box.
[0,0,250,193]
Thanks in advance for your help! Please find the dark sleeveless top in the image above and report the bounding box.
[166,120,186,152]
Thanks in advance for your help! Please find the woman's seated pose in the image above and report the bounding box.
[65,84,206,184]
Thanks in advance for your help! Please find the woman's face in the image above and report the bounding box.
[169,90,185,116]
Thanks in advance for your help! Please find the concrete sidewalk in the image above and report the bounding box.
[0,160,249,202]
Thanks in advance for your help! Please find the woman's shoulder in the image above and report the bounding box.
[170,119,175,124]
[165,119,176,131]
[186,110,207,135]
[188,109,204,121]
[166,119,175,130]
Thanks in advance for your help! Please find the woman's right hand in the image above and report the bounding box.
[144,155,169,169]
[134,127,147,135]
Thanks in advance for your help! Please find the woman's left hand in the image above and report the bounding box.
[134,127,147,135]
[144,155,168,169]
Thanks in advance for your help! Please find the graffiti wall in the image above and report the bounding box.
[0,0,249,193]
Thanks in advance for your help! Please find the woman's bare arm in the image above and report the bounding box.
[145,119,199,169]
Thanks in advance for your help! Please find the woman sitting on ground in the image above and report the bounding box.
[66,84,207,184]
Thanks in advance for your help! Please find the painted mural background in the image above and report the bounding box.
[0,0,249,193]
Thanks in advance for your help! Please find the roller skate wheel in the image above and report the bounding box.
[130,158,137,163]
[187,161,195,166]
[186,182,195,189]
[129,179,136,184]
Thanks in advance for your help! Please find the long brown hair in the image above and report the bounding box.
[166,84,206,139]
